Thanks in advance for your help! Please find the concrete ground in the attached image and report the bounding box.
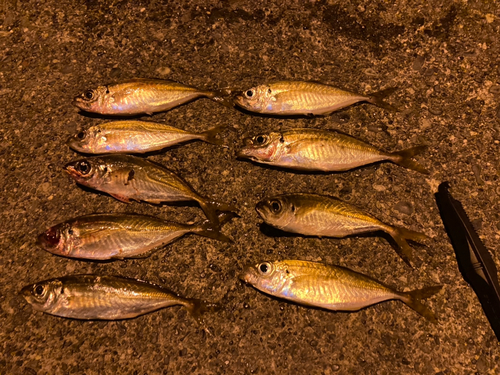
[1,0,499,373]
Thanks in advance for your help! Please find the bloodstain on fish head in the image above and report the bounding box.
[38,226,61,249]
[236,132,283,163]
[64,158,109,191]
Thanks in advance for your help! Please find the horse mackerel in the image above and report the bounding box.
[240,260,442,323]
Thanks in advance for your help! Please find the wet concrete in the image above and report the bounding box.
[1,0,499,374]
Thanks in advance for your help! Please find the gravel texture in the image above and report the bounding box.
[1,0,499,374]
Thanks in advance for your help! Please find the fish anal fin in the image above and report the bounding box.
[109,193,132,203]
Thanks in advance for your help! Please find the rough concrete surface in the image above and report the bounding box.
[1,0,500,374]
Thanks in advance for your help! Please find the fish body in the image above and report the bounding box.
[64,155,235,227]
[21,275,213,320]
[238,128,427,173]
[67,121,225,154]
[240,260,441,322]
[38,213,234,260]
[73,79,227,116]
[256,193,427,265]
[234,81,397,115]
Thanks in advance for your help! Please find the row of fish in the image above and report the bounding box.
[67,122,428,174]
[22,77,441,325]
[38,193,424,266]
[23,261,441,323]
[72,78,397,116]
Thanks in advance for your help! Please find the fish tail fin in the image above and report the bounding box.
[385,225,429,266]
[367,87,400,111]
[197,125,226,146]
[198,199,239,229]
[205,89,235,109]
[184,298,222,323]
[399,286,443,323]
[389,145,429,174]
[191,212,238,243]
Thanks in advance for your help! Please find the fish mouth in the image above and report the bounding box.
[233,94,246,107]
[63,161,78,175]
[66,136,79,150]
[239,266,258,285]
[236,147,253,159]
[72,96,92,111]
[72,96,84,108]
[255,201,267,218]
[19,285,32,298]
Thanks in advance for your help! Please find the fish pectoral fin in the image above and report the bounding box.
[109,193,132,203]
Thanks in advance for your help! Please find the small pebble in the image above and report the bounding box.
[373,184,386,192]
[488,85,500,95]
[394,201,413,215]
[412,56,425,72]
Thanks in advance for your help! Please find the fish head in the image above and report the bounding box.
[64,157,109,189]
[239,261,291,296]
[37,222,75,257]
[237,132,285,162]
[73,85,109,113]
[67,126,102,153]
[255,195,296,230]
[234,84,274,112]
[21,279,63,313]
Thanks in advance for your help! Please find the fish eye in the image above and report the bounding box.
[245,90,254,98]
[258,262,272,274]
[76,161,91,175]
[77,131,86,139]
[84,90,94,100]
[255,135,267,144]
[34,285,44,296]
[67,228,74,235]
[267,88,272,94]
[270,200,281,213]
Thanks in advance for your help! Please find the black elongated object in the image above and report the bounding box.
[435,182,500,341]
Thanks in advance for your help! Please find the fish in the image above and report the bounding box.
[234,81,398,116]
[21,275,219,321]
[256,193,427,266]
[38,212,236,260]
[240,259,442,323]
[64,155,236,228]
[73,78,232,116]
[237,128,428,174]
[67,121,226,154]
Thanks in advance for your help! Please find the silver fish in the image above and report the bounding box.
[240,259,442,323]
[64,155,236,228]
[237,128,428,174]
[256,193,427,266]
[38,213,235,260]
[73,78,231,116]
[67,121,226,154]
[21,275,218,320]
[234,81,397,115]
